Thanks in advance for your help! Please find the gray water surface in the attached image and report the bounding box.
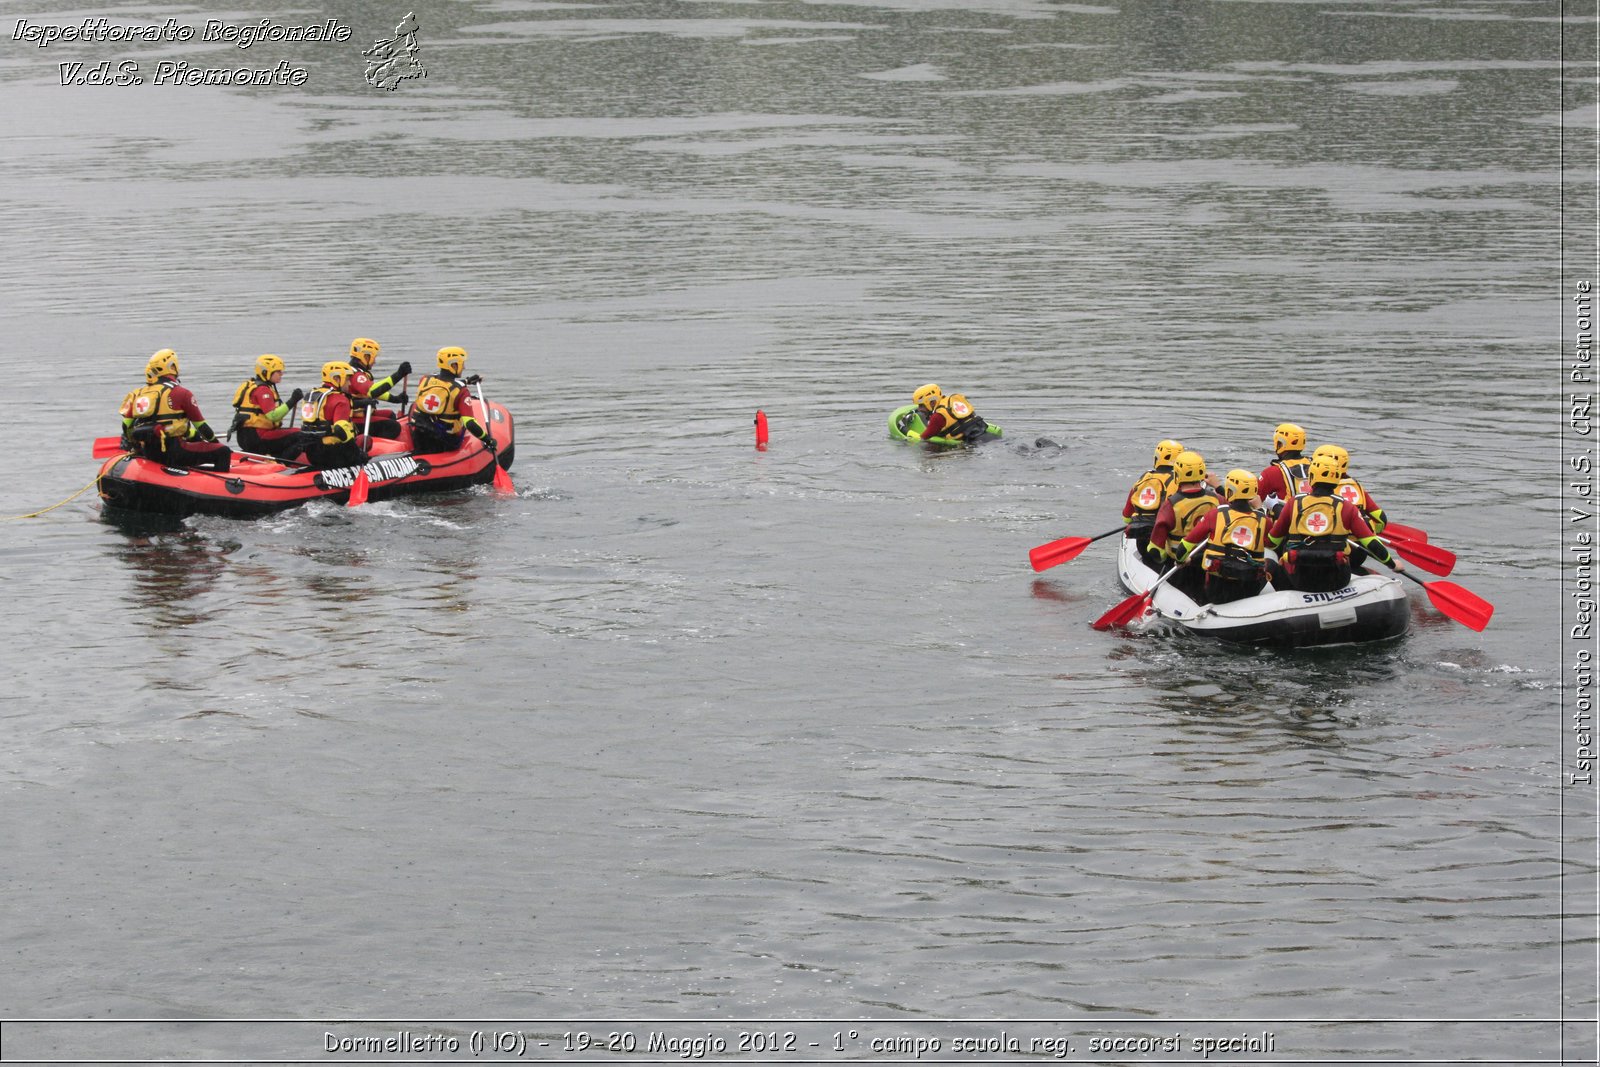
[0,0,1593,1061]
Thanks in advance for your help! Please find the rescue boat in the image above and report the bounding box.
[1115,534,1409,648]
[96,399,515,519]
[888,404,1003,445]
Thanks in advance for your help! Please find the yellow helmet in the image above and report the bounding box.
[254,354,285,380]
[1273,422,1306,454]
[1173,450,1206,484]
[321,360,355,390]
[1308,451,1343,485]
[912,383,943,412]
[1153,439,1184,467]
[146,348,179,383]
[349,337,381,370]
[1223,468,1258,502]
[1312,444,1350,479]
[437,346,467,375]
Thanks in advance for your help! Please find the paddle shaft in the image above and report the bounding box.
[235,449,308,468]
[1029,525,1124,572]
[1391,566,1493,629]
[93,436,306,468]
[472,380,514,493]
[472,380,491,449]
[1380,534,1454,577]
[1093,539,1203,630]
[1382,521,1428,543]
[1352,546,1493,631]
[1142,538,1205,599]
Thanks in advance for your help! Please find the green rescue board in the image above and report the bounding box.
[888,404,1002,446]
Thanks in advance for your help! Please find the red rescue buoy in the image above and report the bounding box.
[755,409,768,450]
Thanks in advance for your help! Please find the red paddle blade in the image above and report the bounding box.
[347,468,370,507]
[1420,579,1494,632]
[92,436,125,458]
[1029,536,1093,572]
[1383,522,1428,543]
[1092,591,1153,632]
[492,462,514,495]
[1387,537,1455,577]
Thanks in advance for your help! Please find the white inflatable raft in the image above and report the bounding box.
[1116,535,1409,648]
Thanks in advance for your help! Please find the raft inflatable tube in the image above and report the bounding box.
[97,399,515,520]
[888,404,1002,445]
[1115,533,1408,648]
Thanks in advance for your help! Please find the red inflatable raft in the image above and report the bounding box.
[96,399,515,519]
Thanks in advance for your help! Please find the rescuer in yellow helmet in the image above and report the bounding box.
[1267,450,1400,593]
[118,349,232,471]
[292,361,368,470]
[903,383,988,443]
[1123,439,1185,567]
[408,346,495,455]
[1148,450,1219,600]
[346,338,412,441]
[229,354,304,458]
[1176,469,1270,604]
[1311,443,1392,570]
[1256,421,1309,519]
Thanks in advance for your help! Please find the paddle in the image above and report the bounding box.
[1029,526,1124,572]
[1381,534,1455,577]
[1392,567,1493,632]
[94,437,315,472]
[1385,525,1455,558]
[1382,521,1428,543]
[228,449,309,468]
[348,464,370,506]
[348,397,375,507]
[1354,536,1488,630]
[472,379,514,495]
[1092,542,1203,632]
[95,435,296,466]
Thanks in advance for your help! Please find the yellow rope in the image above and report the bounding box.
[2,473,105,520]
